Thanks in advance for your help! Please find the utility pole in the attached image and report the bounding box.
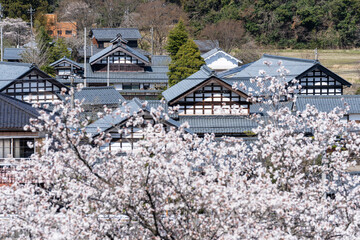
[70,65,75,109]
[28,6,35,42]
[0,4,3,62]
[107,56,110,86]
[84,27,87,87]
[151,26,154,56]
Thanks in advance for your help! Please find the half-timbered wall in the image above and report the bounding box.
[177,83,249,115]
[298,68,343,95]
[100,118,169,152]
[2,72,62,103]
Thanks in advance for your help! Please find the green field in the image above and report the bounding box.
[265,49,360,94]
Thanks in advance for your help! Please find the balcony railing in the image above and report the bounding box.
[0,158,34,186]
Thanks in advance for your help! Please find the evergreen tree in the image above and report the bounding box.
[49,38,71,64]
[167,39,205,86]
[165,20,188,58]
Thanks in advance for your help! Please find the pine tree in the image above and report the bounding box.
[165,20,189,58]
[168,39,205,86]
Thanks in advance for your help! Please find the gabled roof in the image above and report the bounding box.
[90,28,142,41]
[0,93,39,131]
[0,62,68,92]
[201,48,243,70]
[295,95,360,114]
[50,56,83,69]
[219,54,351,87]
[0,62,33,90]
[89,43,149,65]
[221,54,317,82]
[297,63,351,86]
[86,98,190,137]
[194,40,219,53]
[201,48,242,64]
[3,48,26,61]
[162,65,249,103]
[58,87,125,105]
[162,65,215,102]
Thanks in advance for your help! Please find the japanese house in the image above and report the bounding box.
[50,56,84,78]
[61,34,169,100]
[201,48,242,72]
[86,98,190,151]
[219,54,352,95]
[3,48,26,62]
[0,93,42,161]
[0,62,67,103]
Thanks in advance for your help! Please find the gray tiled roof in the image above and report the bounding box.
[0,62,33,90]
[201,47,221,59]
[151,55,171,66]
[90,28,142,41]
[86,98,187,136]
[178,115,258,134]
[295,95,360,114]
[59,64,168,84]
[162,54,353,103]
[89,44,149,64]
[162,65,215,102]
[50,56,83,69]
[59,87,126,105]
[0,93,39,130]
[194,40,219,53]
[77,46,150,58]
[221,54,317,82]
[3,48,25,61]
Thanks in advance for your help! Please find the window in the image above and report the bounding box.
[47,30,53,35]
[57,30,62,35]
[65,30,72,35]
[123,84,140,90]
[143,84,150,90]
[0,138,34,159]
[58,69,71,75]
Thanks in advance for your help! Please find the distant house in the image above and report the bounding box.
[77,28,149,60]
[50,56,84,78]
[90,28,142,49]
[45,14,77,38]
[0,62,67,103]
[201,48,242,72]
[194,40,220,54]
[61,35,169,100]
[0,93,42,161]
[219,54,352,95]
[3,48,26,62]
[57,86,125,120]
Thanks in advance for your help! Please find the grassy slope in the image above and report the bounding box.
[265,49,360,94]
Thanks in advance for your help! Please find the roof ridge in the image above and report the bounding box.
[262,54,317,63]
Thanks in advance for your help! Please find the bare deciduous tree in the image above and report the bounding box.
[201,19,246,52]
[134,0,187,55]
[0,18,30,47]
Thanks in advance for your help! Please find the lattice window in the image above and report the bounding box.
[298,68,343,95]
[177,83,249,115]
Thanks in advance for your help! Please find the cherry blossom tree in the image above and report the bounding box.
[0,64,360,239]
